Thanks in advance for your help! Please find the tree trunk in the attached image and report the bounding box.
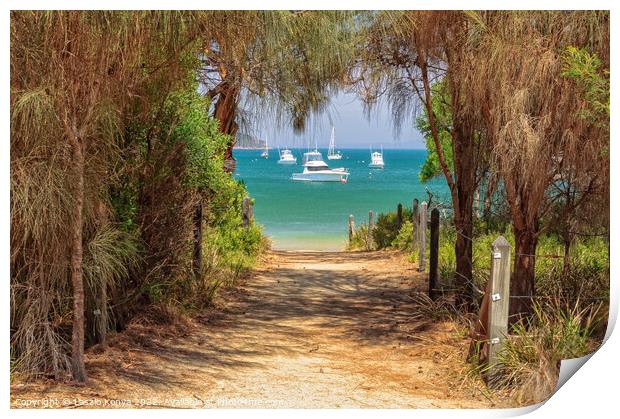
[213,85,240,173]
[416,49,478,312]
[70,139,87,383]
[454,215,474,311]
[510,228,538,321]
[452,121,477,312]
[193,200,203,279]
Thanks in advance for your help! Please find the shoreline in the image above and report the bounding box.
[267,234,347,252]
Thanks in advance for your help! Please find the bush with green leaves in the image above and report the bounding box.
[371,207,413,250]
[105,77,267,318]
[142,84,266,309]
[392,221,414,251]
[347,223,370,250]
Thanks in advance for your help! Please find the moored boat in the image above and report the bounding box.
[277,148,297,164]
[327,127,343,160]
[368,145,385,169]
[291,150,349,182]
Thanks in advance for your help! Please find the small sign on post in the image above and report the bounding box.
[486,235,511,387]
[418,202,427,272]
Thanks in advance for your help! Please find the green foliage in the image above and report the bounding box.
[347,224,370,251]
[207,224,265,274]
[432,226,609,305]
[415,81,454,182]
[392,221,414,251]
[140,83,266,310]
[177,87,266,302]
[167,87,231,193]
[437,224,457,282]
[561,46,610,126]
[372,207,413,249]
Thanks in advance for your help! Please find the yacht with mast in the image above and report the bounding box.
[368,145,385,169]
[327,127,343,160]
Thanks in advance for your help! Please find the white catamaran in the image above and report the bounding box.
[327,127,343,160]
[368,145,385,169]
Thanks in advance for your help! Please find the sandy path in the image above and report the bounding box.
[11,250,493,408]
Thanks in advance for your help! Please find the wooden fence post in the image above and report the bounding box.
[396,203,403,232]
[242,197,253,229]
[429,208,440,300]
[418,202,427,272]
[367,210,374,251]
[412,199,419,253]
[486,235,511,387]
[348,214,355,242]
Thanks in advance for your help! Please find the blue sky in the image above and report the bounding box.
[254,90,426,149]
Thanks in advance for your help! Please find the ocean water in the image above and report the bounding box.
[233,148,449,250]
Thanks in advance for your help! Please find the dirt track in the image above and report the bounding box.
[11,250,494,408]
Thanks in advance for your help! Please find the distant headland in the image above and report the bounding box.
[234,133,266,149]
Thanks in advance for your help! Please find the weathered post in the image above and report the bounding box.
[429,208,440,300]
[486,236,511,387]
[367,210,374,251]
[348,214,355,242]
[412,199,419,253]
[418,202,427,272]
[242,196,253,229]
[396,203,403,232]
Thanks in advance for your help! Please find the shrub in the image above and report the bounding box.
[495,299,603,404]
[371,207,413,249]
[392,221,414,251]
[347,223,370,250]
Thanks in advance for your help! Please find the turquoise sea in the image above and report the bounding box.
[234,148,449,250]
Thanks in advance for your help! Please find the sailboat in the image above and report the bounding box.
[368,145,385,169]
[327,127,343,160]
[260,137,269,158]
